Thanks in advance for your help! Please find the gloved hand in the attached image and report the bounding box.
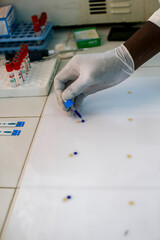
[54,44,134,114]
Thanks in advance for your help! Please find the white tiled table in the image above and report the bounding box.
[1,26,160,240]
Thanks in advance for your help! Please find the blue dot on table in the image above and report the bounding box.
[74,152,78,155]
[67,195,72,199]
[81,120,85,123]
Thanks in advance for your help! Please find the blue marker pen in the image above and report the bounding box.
[64,99,85,122]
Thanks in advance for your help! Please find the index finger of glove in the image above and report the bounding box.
[54,61,79,109]
[54,59,79,89]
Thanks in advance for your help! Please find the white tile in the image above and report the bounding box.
[21,114,160,188]
[0,118,39,187]
[0,97,46,117]
[0,189,14,234]
[42,90,60,116]
[142,53,160,67]
[2,188,160,240]
[132,66,160,79]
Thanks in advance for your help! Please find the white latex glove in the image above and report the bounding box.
[54,44,134,114]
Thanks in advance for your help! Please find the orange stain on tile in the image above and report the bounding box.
[127,154,132,158]
[128,118,133,121]
[63,198,67,202]
[128,91,132,94]
[69,154,73,157]
[128,201,135,206]
[76,121,81,123]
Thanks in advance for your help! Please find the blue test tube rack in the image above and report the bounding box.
[0,22,54,53]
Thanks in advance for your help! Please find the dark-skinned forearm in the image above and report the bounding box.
[124,21,160,70]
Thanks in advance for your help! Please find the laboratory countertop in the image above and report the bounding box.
[1,25,160,239]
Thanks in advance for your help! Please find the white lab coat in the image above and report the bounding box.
[149,8,160,27]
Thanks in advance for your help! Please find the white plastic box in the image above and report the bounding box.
[0,5,16,37]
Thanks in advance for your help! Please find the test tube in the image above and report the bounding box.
[39,12,47,31]
[21,49,27,80]
[5,61,17,87]
[24,44,31,69]
[31,15,39,24]
[12,60,24,85]
[20,45,28,73]
[34,22,41,45]
[14,54,22,74]
[17,50,26,81]
[41,12,47,20]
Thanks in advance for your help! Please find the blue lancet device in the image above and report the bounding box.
[64,99,85,122]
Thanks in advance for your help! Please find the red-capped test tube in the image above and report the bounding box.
[34,22,41,45]
[5,62,17,87]
[31,15,39,24]
[20,44,28,73]
[17,50,26,81]
[24,44,31,69]
[13,54,24,81]
[19,48,27,79]
[39,12,47,31]
[41,12,47,20]
[12,60,24,85]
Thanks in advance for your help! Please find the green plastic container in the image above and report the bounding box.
[73,27,101,49]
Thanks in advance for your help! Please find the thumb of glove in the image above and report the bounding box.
[62,75,90,102]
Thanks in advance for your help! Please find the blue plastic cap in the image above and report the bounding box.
[11,130,21,136]
[64,99,74,109]
[16,121,25,127]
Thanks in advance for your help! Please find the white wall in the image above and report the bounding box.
[0,0,159,26]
